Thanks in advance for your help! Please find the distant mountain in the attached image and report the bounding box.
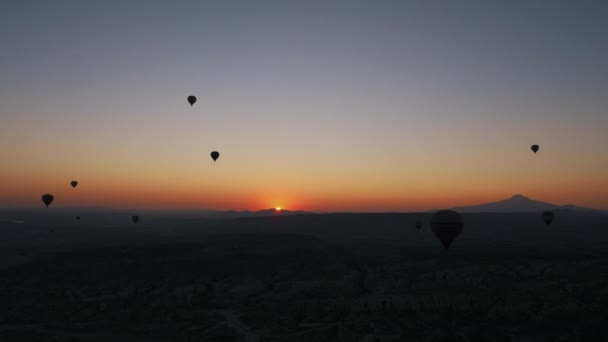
[451,194,603,213]
[205,209,310,220]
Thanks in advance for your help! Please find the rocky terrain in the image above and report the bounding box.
[2,227,608,341]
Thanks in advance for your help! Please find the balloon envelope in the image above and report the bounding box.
[41,194,54,208]
[542,211,554,226]
[70,181,78,188]
[430,210,463,250]
[531,145,540,154]
[132,216,140,224]
[415,220,424,230]
[211,151,220,162]
[187,96,197,106]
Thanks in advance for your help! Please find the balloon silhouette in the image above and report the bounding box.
[41,194,54,208]
[132,216,140,224]
[76,216,80,221]
[70,181,78,188]
[542,211,554,226]
[415,220,424,230]
[187,96,197,106]
[430,210,463,250]
[211,151,220,162]
[531,145,540,154]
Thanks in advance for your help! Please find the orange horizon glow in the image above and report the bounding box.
[1,176,607,212]
[2,119,607,212]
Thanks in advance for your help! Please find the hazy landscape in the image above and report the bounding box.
[2,196,608,341]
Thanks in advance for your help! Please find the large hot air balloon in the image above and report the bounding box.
[211,151,220,162]
[430,210,463,250]
[41,194,54,208]
[542,211,554,226]
[70,181,78,188]
[132,216,140,224]
[187,96,197,106]
[531,145,540,154]
[415,220,424,230]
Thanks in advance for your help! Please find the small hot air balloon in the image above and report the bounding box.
[187,96,197,106]
[41,194,54,208]
[415,220,424,230]
[542,211,554,226]
[76,216,80,221]
[531,145,540,154]
[211,151,220,162]
[70,181,78,188]
[132,216,140,224]
[431,210,463,250]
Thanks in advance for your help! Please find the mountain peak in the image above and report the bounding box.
[452,194,557,213]
[451,194,601,213]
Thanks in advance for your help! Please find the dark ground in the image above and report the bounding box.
[1,212,608,341]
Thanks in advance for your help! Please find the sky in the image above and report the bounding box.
[1,0,607,211]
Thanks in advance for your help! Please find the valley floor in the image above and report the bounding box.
[1,232,607,341]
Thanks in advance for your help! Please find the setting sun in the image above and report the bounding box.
[275,207,282,212]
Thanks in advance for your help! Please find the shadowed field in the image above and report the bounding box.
[1,213,608,341]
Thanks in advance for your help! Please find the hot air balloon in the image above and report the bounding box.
[542,211,554,226]
[211,151,220,162]
[41,194,54,208]
[531,145,540,154]
[132,216,140,224]
[76,216,80,221]
[187,96,197,106]
[430,210,463,250]
[70,181,78,188]
[415,220,424,230]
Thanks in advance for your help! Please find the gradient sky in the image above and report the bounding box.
[1,0,607,211]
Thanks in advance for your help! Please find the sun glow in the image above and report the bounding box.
[275,207,282,212]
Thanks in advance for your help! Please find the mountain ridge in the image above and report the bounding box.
[451,194,603,213]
